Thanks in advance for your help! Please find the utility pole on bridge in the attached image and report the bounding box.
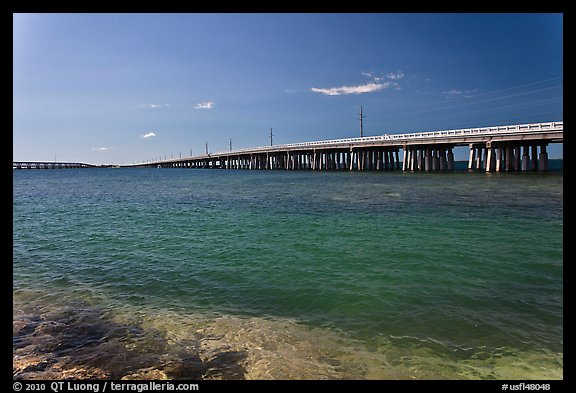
[270,128,273,146]
[358,106,366,138]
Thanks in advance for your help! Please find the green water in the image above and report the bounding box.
[13,168,563,379]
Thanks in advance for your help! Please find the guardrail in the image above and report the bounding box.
[210,121,563,157]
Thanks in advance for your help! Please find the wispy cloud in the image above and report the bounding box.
[386,71,404,80]
[195,101,214,109]
[443,88,478,98]
[311,82,392,96]
[141,132,157,138]
[361,70,404,86]
[142,103,170,109]
[443,89,462,96]
[91,147,110,151]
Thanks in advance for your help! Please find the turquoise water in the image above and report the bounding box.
[13,168,563,379]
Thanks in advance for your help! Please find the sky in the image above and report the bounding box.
[13,13,563,165]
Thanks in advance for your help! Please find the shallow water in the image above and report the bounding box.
[13,168,563,379]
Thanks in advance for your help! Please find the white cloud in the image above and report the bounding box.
[361,71,374,78]
[444,88,477,98]
[443,89,462,96]
[386,71,404,80]
[143,103,169,109]
[311,82,392,96]
[141,132,157,138]
[91,147,110,151]
[195,101,214,109]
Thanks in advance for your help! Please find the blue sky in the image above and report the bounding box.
[13,13,563,165]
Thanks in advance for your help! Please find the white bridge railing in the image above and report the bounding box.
[210,121,562,157]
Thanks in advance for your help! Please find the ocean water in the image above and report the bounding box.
[13,166,563,380]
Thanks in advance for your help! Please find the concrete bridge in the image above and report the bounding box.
[132,121,563,172]
[12,161,97,169]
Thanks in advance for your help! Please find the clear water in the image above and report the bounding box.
[13,167,563,379]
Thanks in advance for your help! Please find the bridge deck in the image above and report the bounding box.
[131,121,562,172]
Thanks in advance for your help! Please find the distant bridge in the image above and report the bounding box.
[131,121,563,172]
[13,161,98,169]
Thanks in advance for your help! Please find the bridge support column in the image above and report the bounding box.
[495,146,503,172]
[475,146,483,171]
[447,147,454,170]
[402,146,408,171]
[439,147,447,171]
[367,150,371,171]
[409,147,416,171]
[485,143,494,172]
[531,145,538,171]
[431,149,439,171]
[311,151,316,170]
[425,147,432,171]
[421,148,426,170]
[349,150,354,171]
[539,144,548,171]
[521,145,530,171]
[514,146,521,171]
[347,151,352,170]
[468,144,476,171]
[383,149,389,170]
